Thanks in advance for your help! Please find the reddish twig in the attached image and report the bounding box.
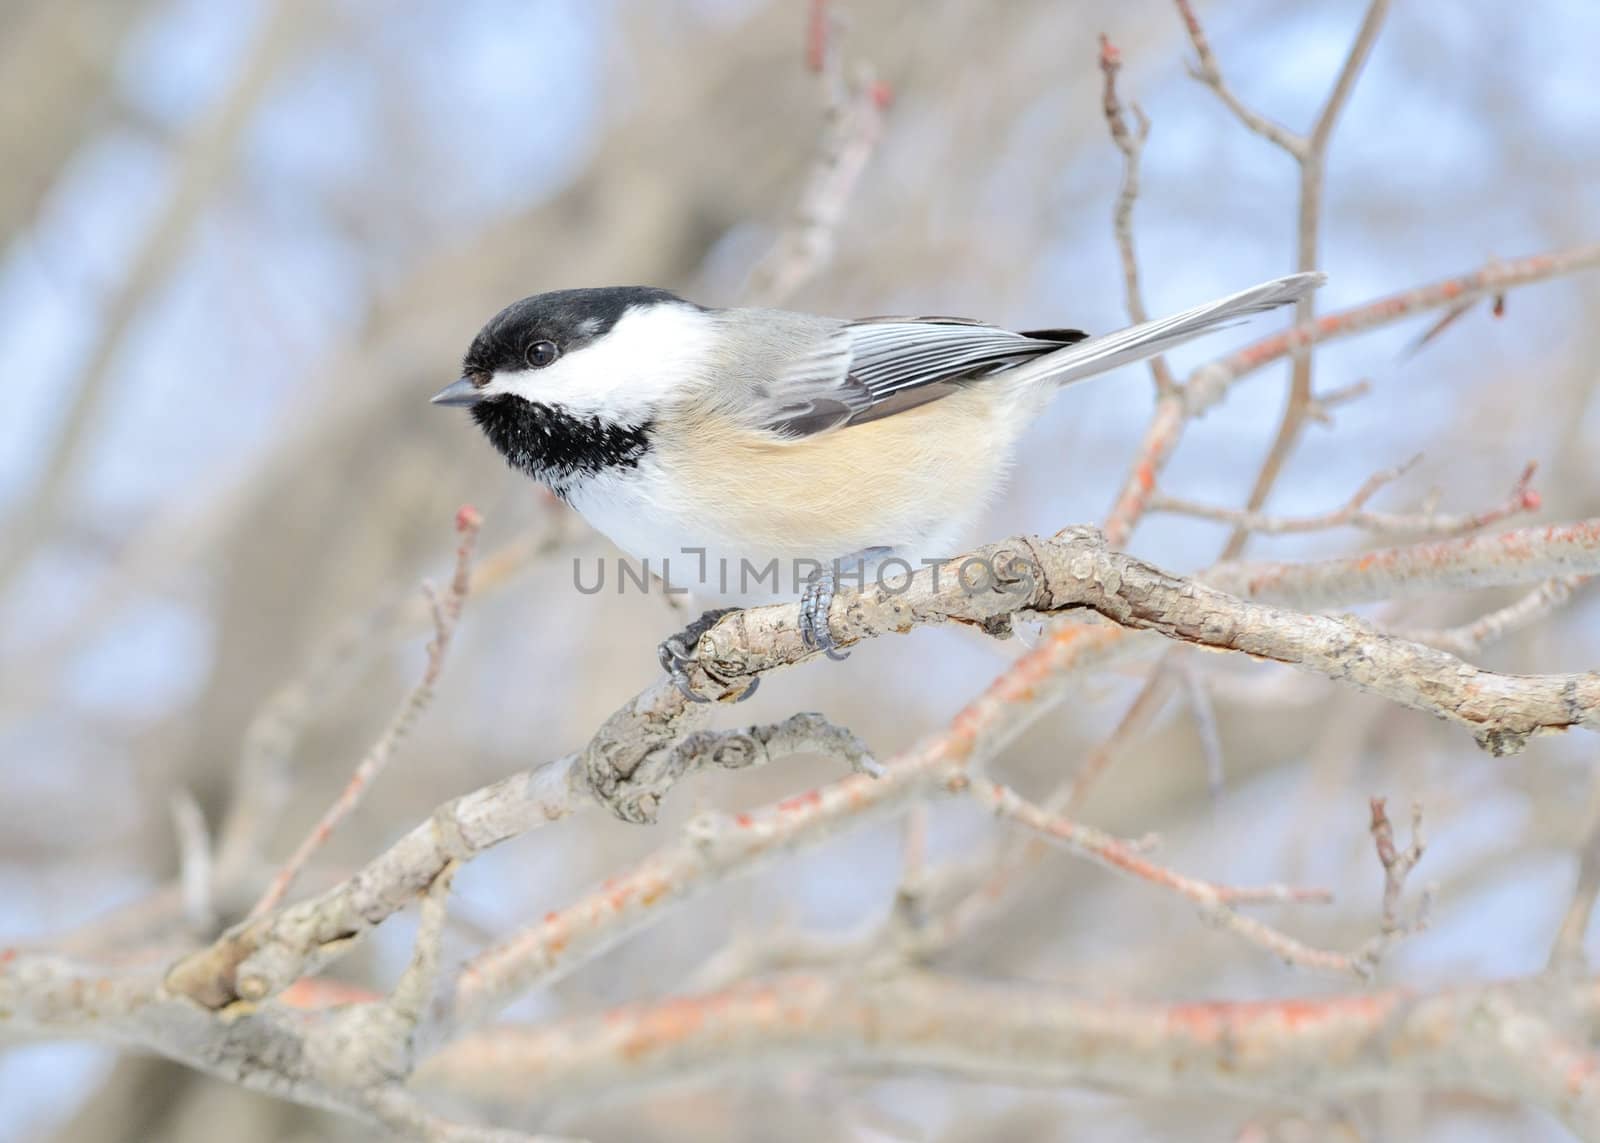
[1062,658,1179,813]
[1098,33,1176,396]
[958,775,1345,970]
[1551,797,1600,974]
[748,1,887,305]
[1174,0,1304,156]
[245,507,482,920]
[415,971,1600,1134]
[1102,395,1187,548]
[1207,517,1600,609]
[1174,0,1392,561]
[1178,657,1226,799]
[1395,576,1590,656]
[1151,458,1540,538]
[1103,243,1600,550]
[805,0,830,74]
[1355,797,1431,971]
[1187,243,1600,411]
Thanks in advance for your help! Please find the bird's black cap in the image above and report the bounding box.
[461,286,698,381]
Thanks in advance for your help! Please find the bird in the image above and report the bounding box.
[433,272,1324,699]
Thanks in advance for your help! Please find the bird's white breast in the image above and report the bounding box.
[565,385,1035,603]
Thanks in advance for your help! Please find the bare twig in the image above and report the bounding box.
[213,594,405,891]
[1098,33,1176,395]
[168,789,215,934]
[1103,242,1600,548]
[1207,518,1600,609]
[416,970,1600,1134]
[958,775,1343,970]
[672,525,1600,753]
[1151,459,1540,538]
[163,710,876,1010]
[1356,797,1431,972]
[1174,0,1392,561]
[1186,243,1600,411]
[1551,791,1600,974]
[245,507,482,920]
[1062,658,1179,813]
[1174,0,1305,157]
[1178,657,1226,800]
[1395,576,1589,656]
[745,7,888,306]
[390,861,458,1044]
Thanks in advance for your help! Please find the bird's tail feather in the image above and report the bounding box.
[1015,271,1325,389]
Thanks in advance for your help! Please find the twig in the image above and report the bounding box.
[1098,33,1176,395]
[1178,657,1226,800]
[1351,798,1432,975]
[958,775,1344,970]
[805,0,830,74]
[1174,0,1392,561]
[1151,459,1540,538]
[1186,243,1600,411]
[1174,0,1305,157]
[163,518,1600,1013]
[1305,377,1373,424]
[415,970,1600,1131]
[1102,242,1600,549]
[390,860,458,1039]
[1394,576,1589,656]
[168,789,214,934]
[674,525,1600,753]
[1207,518,1600,609]
[745,8,888,306]
[366,1090,566,1143]
[1061,657,1179,813]
[245,507,482,920]
[213,593,404,891]
[1551,792,1600,974]
[164,712,876,1010]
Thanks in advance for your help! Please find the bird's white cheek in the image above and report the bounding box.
[483,358,632,421]
[483,303,716,421]
[484,367,563,406]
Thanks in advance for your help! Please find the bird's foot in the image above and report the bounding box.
[799,567,850,661]
[658,607,758,703]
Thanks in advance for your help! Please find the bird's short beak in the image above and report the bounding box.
[431,377,482,407]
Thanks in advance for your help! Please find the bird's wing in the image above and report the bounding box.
[753,272,1324,439]
[758,317,1084,438]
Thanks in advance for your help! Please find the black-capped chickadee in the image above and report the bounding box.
[433,272,1323,697]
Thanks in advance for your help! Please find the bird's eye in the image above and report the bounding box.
[526,340,559,368]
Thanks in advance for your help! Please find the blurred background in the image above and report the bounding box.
[1,0,1598,1139]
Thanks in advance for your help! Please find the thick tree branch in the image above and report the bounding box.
[159,518,1600,1017]
[418,970,1600,1135]
[677,525,1600,755]
[163,712,873,1011]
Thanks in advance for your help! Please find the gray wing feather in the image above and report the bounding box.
[758,271,1324,438]
[765,321,1079,437]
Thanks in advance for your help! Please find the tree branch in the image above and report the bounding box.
[417,970,1600,1133]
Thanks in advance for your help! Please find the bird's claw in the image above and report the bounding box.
[799,567,850,661]
[657,608,758,703]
